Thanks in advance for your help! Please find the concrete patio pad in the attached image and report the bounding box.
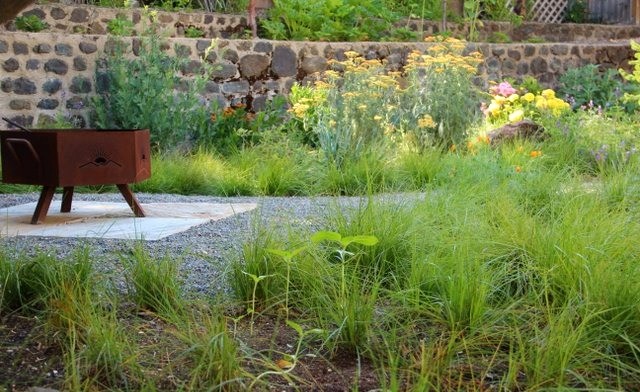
[0,201,257,240]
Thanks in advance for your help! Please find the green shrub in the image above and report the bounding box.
[106,14,134,36]
[92,15,217,152]
[558,64,628,111]
[564,0,588,23]
[14,14,48,32]
[184,25,205,38]
[261,0,399,41]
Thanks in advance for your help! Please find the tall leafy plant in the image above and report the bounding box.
[92,12,217,151]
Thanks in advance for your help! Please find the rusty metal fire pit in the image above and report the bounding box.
[1,125,151,224]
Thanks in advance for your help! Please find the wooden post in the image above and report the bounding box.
[247,0,273,39]
[633,0,640,23]
[0,0,35,24]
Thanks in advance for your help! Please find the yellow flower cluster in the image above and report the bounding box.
[417,114,436,129]
[288,81,329,119]
[405,37,482,76]
[485,88,570,123]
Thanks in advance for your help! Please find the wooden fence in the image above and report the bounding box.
[529,0,640,24]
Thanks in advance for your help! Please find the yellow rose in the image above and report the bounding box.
[522,92,535,102]
[508,94,520,103]
[541,89,556,99]
[487,102,501,116]
[508,108,524,123]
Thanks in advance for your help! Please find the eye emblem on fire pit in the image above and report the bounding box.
[79,148,122,169]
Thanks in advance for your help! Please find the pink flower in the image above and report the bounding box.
[491,81,517,97]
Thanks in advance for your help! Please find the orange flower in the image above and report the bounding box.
[515,165,522,173]
[223,107,235,117]
[476,135,489,144]
[530,150,542,158]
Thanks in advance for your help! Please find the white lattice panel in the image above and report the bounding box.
[531,0,568,23]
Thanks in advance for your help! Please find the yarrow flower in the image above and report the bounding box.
[418,114,436,129]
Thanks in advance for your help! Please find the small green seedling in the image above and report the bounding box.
[242,271,274,334]
[266,245,307,319]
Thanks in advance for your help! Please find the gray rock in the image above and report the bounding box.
[223,49,239,63]
[211,63,237,79]
[69,76,92,94]
[13,42,28,55]
[55,43,73,56]
[253,41,273,53]
[42,79,62,94]
[1,78,13,93]
[13,77,37,95]
[26,59,40,70]
[488,120,547,145]
[251,94,268,111]
[73,57,87,71]
[530,57,548,75]
[239,54,270,78]
[45,59,68,75]
[9,99,31,110]
[3,58,19,72]
[221,80,250,94]
[79,42,97,54]
[66,96,87,110]
[37,98,59,110]
[181,60,203,75]
[205,81,220,93]
[70,8,89,23]
[23,8,46,19]
[551,44,568,56]
[0,40,7,53]
[301,55,327,75]
[175,44,192,57]
[272,45,297,77]
[51,7,67,20]
[33,43,51,54]
[507,49,521,61]
[196,39,211,52]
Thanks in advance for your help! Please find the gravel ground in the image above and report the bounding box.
[0,192,422,297]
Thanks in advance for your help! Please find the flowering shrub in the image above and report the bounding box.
[484,81,571,125]
[400,37,483,150]
[289,37,483,165]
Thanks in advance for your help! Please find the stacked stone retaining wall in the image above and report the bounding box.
[1,3,639,128]
[4,3,640,42]
[1,31,636,128]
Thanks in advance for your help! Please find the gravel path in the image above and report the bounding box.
[0,192,421,297]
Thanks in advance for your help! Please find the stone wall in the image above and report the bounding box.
[4,3,640,42]
[0,31,636,128]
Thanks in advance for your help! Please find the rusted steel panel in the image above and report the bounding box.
[1,129,151,186]
[0,0,35,24]
[1,128,151,223]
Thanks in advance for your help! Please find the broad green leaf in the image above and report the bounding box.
[311,231,342,244]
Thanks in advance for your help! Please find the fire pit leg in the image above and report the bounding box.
[116,184,145,217]
[61,187,74,213]
[31,186,56,224]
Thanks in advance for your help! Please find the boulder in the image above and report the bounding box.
[488,120,547,145]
